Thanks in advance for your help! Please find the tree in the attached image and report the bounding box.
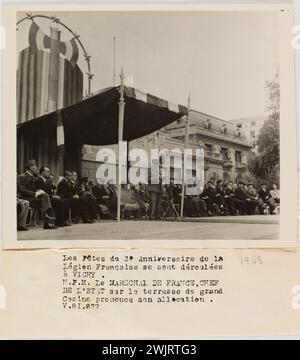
[248,74,280,186]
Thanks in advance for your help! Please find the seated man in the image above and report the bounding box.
[17,160,57,229]
[36,166,69,227]
[133,183,150,218]
[258,183,274,214]
[92,181,117,219]
[197,194,208,217]
[70,171,81,223]
[184,195,201,217]
[201,182,219,216]
[17,198,29,231]
[57,170,80,223]
[77,177,99,222]
[224,181,237,215]
[215,180,227,215]
[17,172,29,231]
[269,184,280,214]
[234,181,247,215]
[270,184,280,202]
[49,174,57,195]
[245,183,258,215]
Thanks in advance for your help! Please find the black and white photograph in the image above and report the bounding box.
[1,2,300,341]
[12,9,294,243]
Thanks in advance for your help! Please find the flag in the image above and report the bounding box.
[56,109,65,150]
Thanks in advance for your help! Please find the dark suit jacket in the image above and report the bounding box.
[17,172,37,199]
[259,189,269,202]
[216,186,225,196]
[57,178,75,199]
[202,188,217,201]
[235,187,247,201]
[92,185,116,201]
[224,187,234,197]
[35,177,54,197]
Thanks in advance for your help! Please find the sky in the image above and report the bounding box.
[17,10,279,121]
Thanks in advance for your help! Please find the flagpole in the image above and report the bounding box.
[117,67,125,221]
[180,93,191,218]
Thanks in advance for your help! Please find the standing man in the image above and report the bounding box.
[148,161,164,221]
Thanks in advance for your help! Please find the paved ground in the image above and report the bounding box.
[18,215,279,241]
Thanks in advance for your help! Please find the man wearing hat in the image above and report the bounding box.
[17,159,57,229]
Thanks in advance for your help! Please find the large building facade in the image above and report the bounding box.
[81,110,253,184]
[230,115,268,152]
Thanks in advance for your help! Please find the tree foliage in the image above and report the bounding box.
[248,74,280,186]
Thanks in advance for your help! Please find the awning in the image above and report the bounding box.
[17,86,188,145]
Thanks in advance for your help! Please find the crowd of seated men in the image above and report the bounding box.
[181,180,280,217]
[17,159,118,231]
[17,159,280,231]
[128,180,279,219]
[104,180,280,220]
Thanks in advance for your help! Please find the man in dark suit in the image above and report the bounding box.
[224,181,237,215]
[245,183,258,215]
[57,170,80,223]
[37,166,69,227]
[215,180,226,215]
[201,182,219,216]
[258,183,274,214]
[70,171,81,222]
[234,181,247,215]
[17,159,57,229]
[92,181,117,219]
[77,177,98,222]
